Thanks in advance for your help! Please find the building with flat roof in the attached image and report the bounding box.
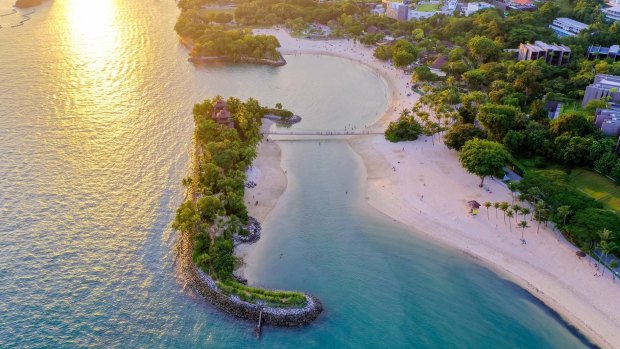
[517,41,571,66]
[592,105,620,153]
[582,75,620,107]
[549,18,589,37]
[603,4,620,22]
[386,2,409,21]
[587,45,620,61]
[595,106,620,129]
[461,2,494,16]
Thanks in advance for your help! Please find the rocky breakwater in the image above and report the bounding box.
[233,216,261,245]
[263,114,302,126]
[188,56,287,67]
[178,232,323,326]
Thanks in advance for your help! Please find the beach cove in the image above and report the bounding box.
[247,28,620,348]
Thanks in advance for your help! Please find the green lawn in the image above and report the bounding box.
[416,3,439,11]
[569,169,620,212]
[559,101,585,115]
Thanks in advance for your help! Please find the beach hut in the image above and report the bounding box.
[467,200,481,215]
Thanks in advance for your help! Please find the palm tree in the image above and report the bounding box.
[512,205,521,224]
[483,201,491,219]
[597,229,614,276]
[507,182,517,203]
[581,242,594,266]
[609,260,618,282]
[557,205,571,227]
[506,210,514,231]
[598,228,612,243]
[533,201,547,235]
[500,202,509,224]
[599,240,612,276]
[518,220,529,239]
[493,202,500,218]
[520,207,531,222]
[399,108,412,119]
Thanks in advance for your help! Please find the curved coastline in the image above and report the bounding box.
[256,28,620,348]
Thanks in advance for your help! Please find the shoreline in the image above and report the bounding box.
[188,55,287,67]
[254,28,620,348]
[177,228,322,326]
[236,120,288,278]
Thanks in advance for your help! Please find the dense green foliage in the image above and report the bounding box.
[173,97,307,307]
[458,139,510,187]
[175,3,282,62]
[199,28,280,60]
[444,123,487,150]
[384,115,423,142]
[516,170,620,255]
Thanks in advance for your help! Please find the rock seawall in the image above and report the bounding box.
[188,55,287,67]
[178,232,323,326]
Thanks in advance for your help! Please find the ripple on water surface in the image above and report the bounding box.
[0,0,598,348]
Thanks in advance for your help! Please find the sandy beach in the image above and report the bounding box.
[237,120,287,275]
[247,28,620,348]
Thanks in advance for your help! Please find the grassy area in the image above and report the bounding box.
[569,168,620,212]
[218,281,308,308]
[559,101,585,115]
[513,159,620,212]
[416,3,439,11]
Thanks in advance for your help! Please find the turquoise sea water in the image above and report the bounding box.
[0,0,597,348]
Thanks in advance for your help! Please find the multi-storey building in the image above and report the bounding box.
[603,5,620,22]
[517,41,571,66]
[386,2,409,21]
[587,45,620,61]
[582,75,620,107]
[549,17,589,37]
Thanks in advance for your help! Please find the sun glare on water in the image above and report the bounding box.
[64,0,119,71]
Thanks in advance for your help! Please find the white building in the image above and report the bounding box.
[603,5,620,22]
[371,7,386,14]
[461,2,494,16]
[446,0,458,11]
[518,41,571,66]
[548,17,589,37]
[386,2,409,21]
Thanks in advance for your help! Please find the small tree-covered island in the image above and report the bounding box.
[173,96,322,326]
[175,1,285,66]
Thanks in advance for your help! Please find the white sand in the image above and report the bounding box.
[237,120,287,277]
[250,28,620,349]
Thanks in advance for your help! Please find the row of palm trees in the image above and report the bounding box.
[482,200,620,280]
[481,200,548,239]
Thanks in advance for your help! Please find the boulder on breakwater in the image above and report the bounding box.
[15,0,42,8]
[263,114,302,125]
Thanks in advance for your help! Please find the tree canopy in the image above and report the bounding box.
[458,139,510,187]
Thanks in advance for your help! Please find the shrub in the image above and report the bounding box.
[384,116,423,142]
